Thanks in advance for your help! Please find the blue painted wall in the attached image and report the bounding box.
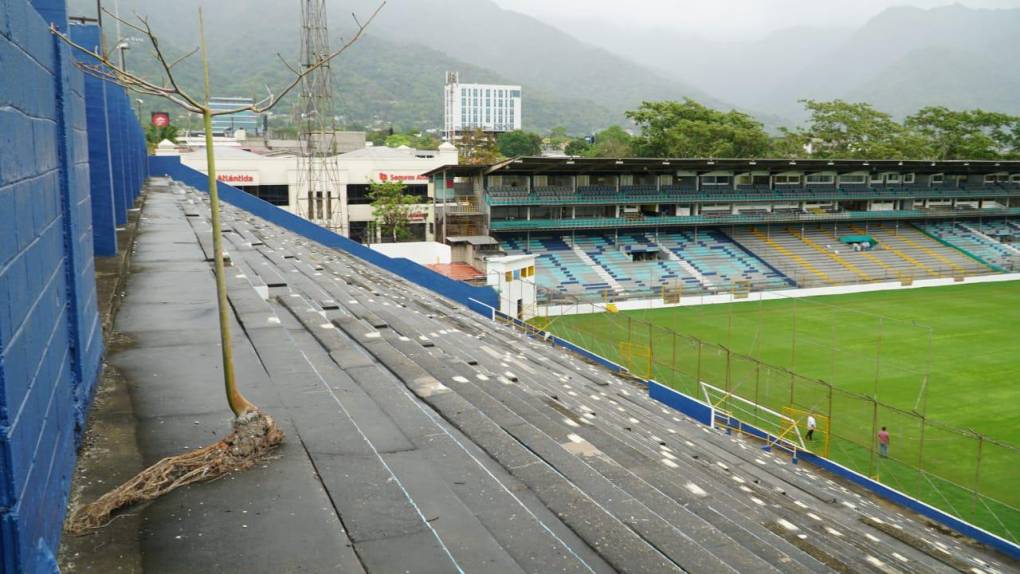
[0,1,146,572]
[68,24,116,256]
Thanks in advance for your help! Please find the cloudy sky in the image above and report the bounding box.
[492,0,1020,39]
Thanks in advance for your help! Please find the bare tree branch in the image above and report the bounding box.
[51,25,205,112]
[210,1,385,117]
[75,61,203,111]
[51,0,384,120]
[133,13,203,109]
[168,46,200,70]
[101,7,148,37]
[275,53,301,76]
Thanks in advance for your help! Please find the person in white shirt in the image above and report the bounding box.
[806,414,817,441]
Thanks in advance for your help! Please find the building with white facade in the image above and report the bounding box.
[172,140,458,243]
[443,72,522,139]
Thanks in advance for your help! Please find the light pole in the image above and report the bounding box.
[135,98,143,122]
[115,40,129,69]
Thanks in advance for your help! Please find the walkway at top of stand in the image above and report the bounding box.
[102,177,1017,573]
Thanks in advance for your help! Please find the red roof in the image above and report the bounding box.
[427,263,486,282]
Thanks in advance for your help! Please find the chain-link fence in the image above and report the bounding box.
[530,293,1020,543]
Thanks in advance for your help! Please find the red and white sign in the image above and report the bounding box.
[378,172,428,183]
[151,112,170,127]
[217,172,260,186]
[408,209,428,222]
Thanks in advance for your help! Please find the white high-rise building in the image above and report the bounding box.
[444,72,522,139]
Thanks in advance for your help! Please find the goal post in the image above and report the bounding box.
[781,406,831,458]
[701,382,806,453]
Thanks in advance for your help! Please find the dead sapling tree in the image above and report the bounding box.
[51,2,384,533]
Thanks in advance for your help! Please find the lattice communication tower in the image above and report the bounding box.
[296,0,345,233]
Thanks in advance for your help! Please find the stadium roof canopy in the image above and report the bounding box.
[424,156,1020,177]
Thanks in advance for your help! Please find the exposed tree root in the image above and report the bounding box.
[67,410,283,534]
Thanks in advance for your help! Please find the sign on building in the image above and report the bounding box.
[151,111,170,127]
[216,172,260,186]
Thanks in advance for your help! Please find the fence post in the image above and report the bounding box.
[974,434,983,517]
[754,361,761,420]
[874,317,884,398]
[869,398,879,478]
[725,347,732,395]
[648,322,654,378]
[827,383,833,439]
[671,331,677,373]
[791,295,798,370]
[830,308,838,385]
[727,298,734,347]
[696,341,703,384]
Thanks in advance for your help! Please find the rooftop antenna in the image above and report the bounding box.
[296,0,345,234]
[444,70,459,142]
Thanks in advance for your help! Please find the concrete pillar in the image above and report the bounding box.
[29,0,67,31]
[70,23,117,255]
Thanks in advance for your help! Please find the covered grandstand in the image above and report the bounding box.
[426,158,1020,302]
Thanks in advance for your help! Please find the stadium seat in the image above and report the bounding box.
[919,221,1020,270]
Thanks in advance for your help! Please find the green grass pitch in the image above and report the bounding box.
[536,280,1020,539]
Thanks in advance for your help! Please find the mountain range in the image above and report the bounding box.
[551,4,1020,122]
[68,0,1020,132]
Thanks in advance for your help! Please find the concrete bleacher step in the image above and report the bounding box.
[204,283,462,571]
[424,318,979,566]
[452,369,822,572]
[220,230,613,574]
[397,289,979,566]
[370,332,747,572]
[329,323,681,573]
[433,332,935,573]
[273,302,549,573]
[186,187,1014,574]
[379,322,856,566]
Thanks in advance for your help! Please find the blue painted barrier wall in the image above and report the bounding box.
[1,2,146,572]
[148,156,500,316]
[647,381,713,427]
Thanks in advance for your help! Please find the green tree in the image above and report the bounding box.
[367,129,389,146]
[145,123,179,152]
[370,180,419,243]
[769,129,807,158]
[792,99,917,159]
[564,137,591,156]
[384,132,414,147]
[626,99,771,158]
[546,126,572,149]
[904,107,1020,159]
[458,128,505,165]
[584,126,634,158]
[496,130,543,157]
[411,132,441,150]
